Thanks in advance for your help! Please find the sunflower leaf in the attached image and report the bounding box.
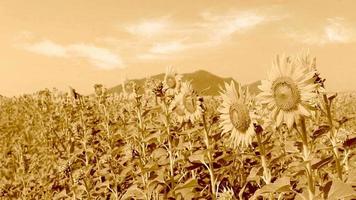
[311,156,333,170]
[251,177,291,199]
[328,93,338,103]
[328,179,356,200]
[312,125,331,139]
[343,137,356,148]
[188,149,208,163]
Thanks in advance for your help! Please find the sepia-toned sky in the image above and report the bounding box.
[1,0,356,96]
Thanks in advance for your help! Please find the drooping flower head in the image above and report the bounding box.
[122,78,137,100]
[258,54,318,129]
[171,81,202,123]
[297,50,326,93]
[218,81,256,149]
[163,66,182,96]
[94,84,106,98]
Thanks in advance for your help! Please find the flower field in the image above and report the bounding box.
[0,53,355,199]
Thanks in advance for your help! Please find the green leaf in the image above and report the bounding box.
[188,149,207,163]
[346,168,356,186]
[294,190,309,200]
[284,140,299,153]
[343,137,356,148]
[121,185,145,200]
[322,181,332,199]
[246,167,260,182]
[311,156,333,170]
[173,178,198,200]
[328,93,338,102]
[328,179,356,200]
[251,177,291,199]
[151,147,167,160]
[312,125,330,139]
[53,190,68,200]
[144,131,163,143]
[152,147,169,165]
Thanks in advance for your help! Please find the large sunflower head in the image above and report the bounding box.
[218,81,256,149]
[163,66,182,95]
[171,81,202,123]
[257,54,318,129]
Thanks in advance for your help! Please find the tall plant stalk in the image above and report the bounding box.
[298,117,315,200]
[322,94,343,180]
[162,97,176,190]
[255,126,271,185]
[202,113,217,199]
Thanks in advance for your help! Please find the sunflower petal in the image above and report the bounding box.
[298,104,310,117]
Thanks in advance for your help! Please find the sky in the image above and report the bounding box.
[1,0,356,96]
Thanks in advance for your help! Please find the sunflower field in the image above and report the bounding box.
[0,52,355,200]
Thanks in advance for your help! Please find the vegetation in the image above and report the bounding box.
[0,53,355,199]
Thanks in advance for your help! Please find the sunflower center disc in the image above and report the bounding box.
[229,103,251,133]
[166,76,176,88]
[272,77,301,111]
[183,94,197,113]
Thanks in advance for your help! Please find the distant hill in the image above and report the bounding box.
[108,70,261,96]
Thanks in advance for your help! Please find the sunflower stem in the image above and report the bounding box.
[256,126,273,200]
[202,113,216,199]
[135,96,149,195]
[256,129,271,184]
[299,116,315,200]
[163,97,175,190]
[322,94,343,180]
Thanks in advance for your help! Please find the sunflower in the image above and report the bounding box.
[171,82,202,123]
[122,79,137,100]
[218,81,256,149]
[217,187,235,200]
[257,54,318,129]
[297,50,326,94]
[163,66,182,96]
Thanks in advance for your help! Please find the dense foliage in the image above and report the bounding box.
[0,54,355,200]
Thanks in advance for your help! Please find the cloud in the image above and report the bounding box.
[130,11,283,60]
[137,53,168,60]
[20,39,124,69]
[137,41,187,60]
[67,44,123,70]
[288,17,355,45]
[324,18,352,43]
[125,17,169,37]
[114,9,285,61]
[23,39,67,57]
[149,41,186,54]
[123,10,282,43]
[200,11,283,42]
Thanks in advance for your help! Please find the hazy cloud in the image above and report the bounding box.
[20,39,124,69]
[124,10,284,60]
[149,41,186,54]
[288,17,355,45]
[24,39,67,57]
[200,10,284,42]
[137,41,187,60]
[137,53,169,60]
[67,44,123,70]
[125,17,170,37]
[324,18,352,43]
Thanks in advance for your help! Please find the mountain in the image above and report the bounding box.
[108,70,261,96]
